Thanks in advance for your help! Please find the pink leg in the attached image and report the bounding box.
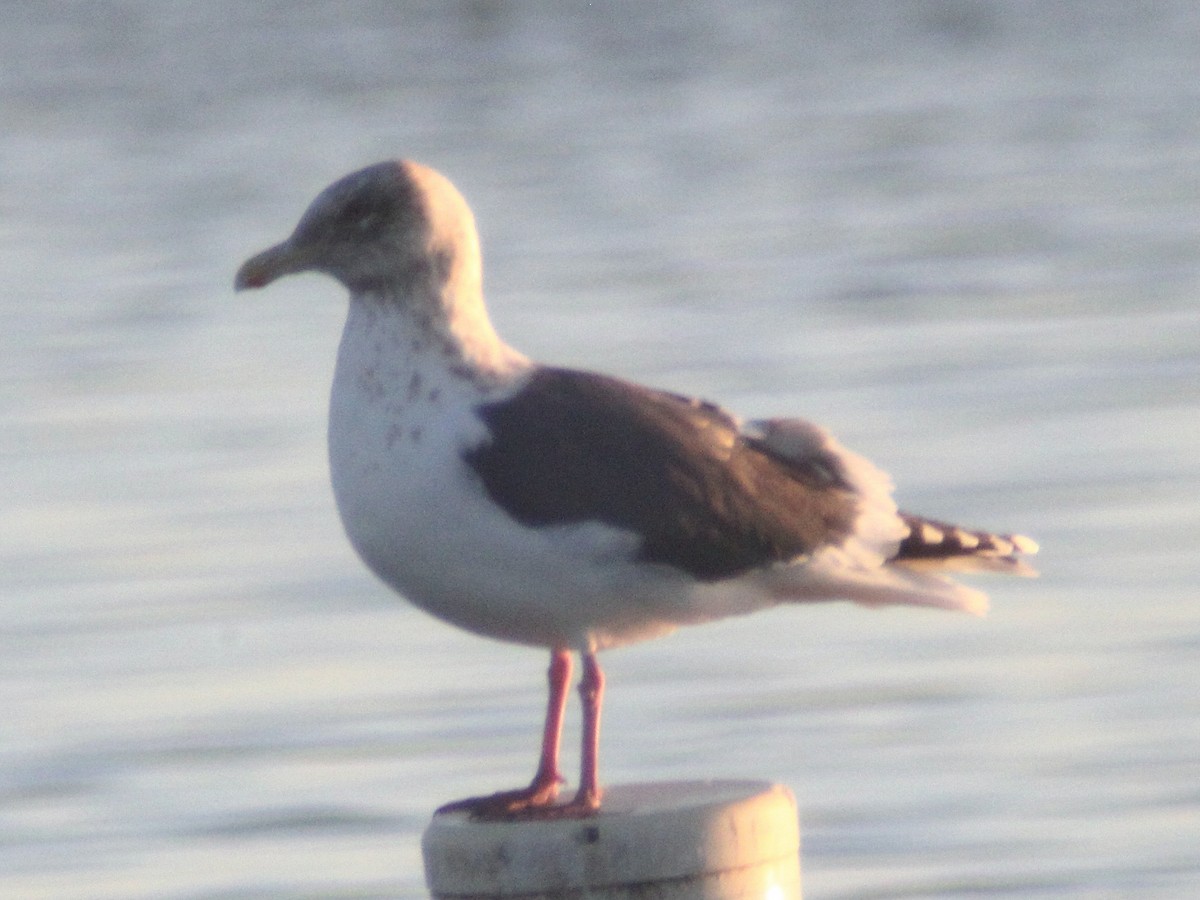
[570,651,605,811]
[437,648,572,816]
[528,647,573,797]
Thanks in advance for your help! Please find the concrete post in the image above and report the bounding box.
[423,780,801,899]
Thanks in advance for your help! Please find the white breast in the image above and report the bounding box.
[327,297,696,651]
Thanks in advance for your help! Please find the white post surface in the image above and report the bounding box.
[422,780,801,899]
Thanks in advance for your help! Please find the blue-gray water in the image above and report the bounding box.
[4,3,1199,897]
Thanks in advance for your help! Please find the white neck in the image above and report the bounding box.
[350,279,530,390]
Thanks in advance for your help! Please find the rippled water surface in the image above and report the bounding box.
[4,3,1200,897]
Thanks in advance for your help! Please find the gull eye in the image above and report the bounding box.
[338,196,384,234]
[354,211,381,232]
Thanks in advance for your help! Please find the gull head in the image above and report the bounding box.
[235,160,482,299]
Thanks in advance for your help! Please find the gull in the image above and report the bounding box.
[235,160,1037,818]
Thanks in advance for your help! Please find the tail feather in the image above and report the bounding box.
[746,417,1039,616]
[767,512,1037,618]
[769,551,993,616]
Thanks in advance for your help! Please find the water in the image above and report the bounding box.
[3,2,1199,897]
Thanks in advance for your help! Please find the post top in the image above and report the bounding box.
[423,780,801,899]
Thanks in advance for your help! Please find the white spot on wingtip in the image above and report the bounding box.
[950,527,979,550]
[917,522,944,544]
[1011,534,1039,555]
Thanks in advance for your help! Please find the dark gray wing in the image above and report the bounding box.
[464,367,859,581]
